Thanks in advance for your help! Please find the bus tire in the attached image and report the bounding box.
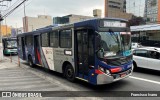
[28,56,34,67]
[64,64,75,82]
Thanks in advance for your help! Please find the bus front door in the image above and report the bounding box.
[34,35,41,65]
[21,37,26,60]
[76,30,89,78]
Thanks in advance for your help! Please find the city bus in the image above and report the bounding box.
[2,37,18,55]
[17,18,133,85]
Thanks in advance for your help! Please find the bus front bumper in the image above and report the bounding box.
[97,68,132,85]
[4,49,18,54]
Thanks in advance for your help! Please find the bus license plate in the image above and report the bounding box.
[120,73,126,78]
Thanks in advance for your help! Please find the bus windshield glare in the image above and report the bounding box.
[96,31,131,58]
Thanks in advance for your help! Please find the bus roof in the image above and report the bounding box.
[2,37,17,40]
[17,17,128,37]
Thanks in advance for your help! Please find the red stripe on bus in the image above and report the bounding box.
[95,70,104,74]
[36,48,42,64]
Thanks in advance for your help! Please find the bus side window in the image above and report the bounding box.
[60,30,72,48]
[50,31,59,47]
[88,29,95,65]
[26,36,33,46]
[41,33,49,47]
[88,29,94,55]
[18,37,21,46]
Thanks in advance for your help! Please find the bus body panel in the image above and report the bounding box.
[52,48,75,73]
[42,47,55,70]
[17,18,133,85]
[52,28,75,73]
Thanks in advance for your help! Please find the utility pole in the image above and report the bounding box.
[0,12,4,61]
[24,1,27,32]
[0,13,4,43]
[16,23,17,36]
[5,18,7,37]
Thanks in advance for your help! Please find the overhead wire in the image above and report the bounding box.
[0,0,4,10]
[2,0,21,13]
[2,0,27,18]
[8,0,33,16]
[1,1,9,11]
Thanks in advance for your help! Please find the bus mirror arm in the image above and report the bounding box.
[96,48,104,59]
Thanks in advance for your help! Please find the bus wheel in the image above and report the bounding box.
[28,56,34,67]
[64,64,75,82]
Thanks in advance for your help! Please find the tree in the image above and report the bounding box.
[129,16,146,26]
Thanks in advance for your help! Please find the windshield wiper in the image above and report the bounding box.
[108,30,122,54]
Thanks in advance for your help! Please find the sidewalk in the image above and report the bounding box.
[0,57,68,91]
[0,57,102,99]
[0,58,18,70]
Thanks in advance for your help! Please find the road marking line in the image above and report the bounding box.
[129,76,160,85]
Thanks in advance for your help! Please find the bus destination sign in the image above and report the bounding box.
[100,20,127,28]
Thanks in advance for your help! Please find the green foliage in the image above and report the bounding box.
[129,16,146,26]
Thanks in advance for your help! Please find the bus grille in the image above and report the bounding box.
[105,55,132,66]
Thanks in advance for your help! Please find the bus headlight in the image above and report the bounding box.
[98,66,105,72]
[110,67,122,73]
[98,66,110,75]
[106,69,110,75]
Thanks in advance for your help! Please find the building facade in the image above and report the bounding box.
[126,0,145,17]
[104,0,133,20]
[53,14,93,24]
[144,0,160,24]
[23,15,52,32]
[131,24,160,47]
[0,25,11,36]
[93,9,102,18]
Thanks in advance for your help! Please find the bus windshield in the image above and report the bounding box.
[96,32,131,58]
[120,32,131,51]
[6,40,17,48]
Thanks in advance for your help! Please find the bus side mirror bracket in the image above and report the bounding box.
[97,48,104,59]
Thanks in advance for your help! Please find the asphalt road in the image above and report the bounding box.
[4,55,160,91]
[3,55,160,99]
[25,65,160,92]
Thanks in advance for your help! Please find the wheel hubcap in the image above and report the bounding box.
[67,69,72,77]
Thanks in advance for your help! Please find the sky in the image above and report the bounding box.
[1,0,104,28]
[0,0,146,28]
